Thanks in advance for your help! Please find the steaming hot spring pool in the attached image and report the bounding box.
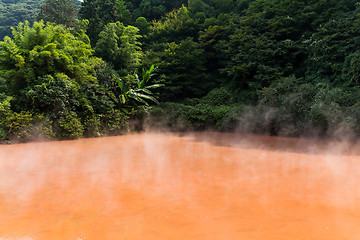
[0,132,360,240]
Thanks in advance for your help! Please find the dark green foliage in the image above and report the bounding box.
[115,0,132,25]
[0,0,81,40]
[257,76,360,137]
[3,0,360,141]
[304,8,360,86]
[135,17,150,35]
[21,74,80,116]
[132,0,187,20]
[145,38,213,101]
[0,0,45,40]
[147,87,238,131]
[37,0,78,27]
[100,109,129,134]
[79,0,134,44]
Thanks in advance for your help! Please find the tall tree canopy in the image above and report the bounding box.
[79,0,132,44]
[95,21,142,75]
[37,0,78,27]
[3,0,360,140]
[0,0,45,39]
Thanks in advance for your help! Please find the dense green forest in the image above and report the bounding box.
[0,0,83,39]
[1,0,360,142]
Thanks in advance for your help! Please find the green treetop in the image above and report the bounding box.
[37,0,78,27]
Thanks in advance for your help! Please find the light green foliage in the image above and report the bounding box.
[57,111,84,138]
[0,93,12,139]
[0,21,104,141]
[83,113,101,137]
[149,6,199,43]
[5,111,34,139]
[0,94,12,119]
[1,110,54,140]
[95,21,142,75]
[0,20,129,141]
[0,21,99,86]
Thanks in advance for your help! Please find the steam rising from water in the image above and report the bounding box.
[1,132,360,239]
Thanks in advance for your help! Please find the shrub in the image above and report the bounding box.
[5,111,34,139]
[57,111,84,139]
[83,114,101,137]
[199,87,234,106]
[258,76,317,136]
[100,109,129,135]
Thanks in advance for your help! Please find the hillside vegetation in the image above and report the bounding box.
[1,0,360,142]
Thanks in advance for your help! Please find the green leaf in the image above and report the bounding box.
[145,84,164,89]
[139,88,152,95]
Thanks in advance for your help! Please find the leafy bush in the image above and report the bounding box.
[83,114,101,137]
[148,101,238,131]
[257,76,317,136]
[100,109,129,135]
[57,111,84,139]
[199,87,234,106]
[21,74,80,116]
[4,111,33,139]
[2,111,54,141]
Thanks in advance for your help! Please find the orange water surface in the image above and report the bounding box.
[0,132,360,240]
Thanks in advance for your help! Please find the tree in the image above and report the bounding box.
[0,21,108,139]
[135,16,150,35]
[148,6,199,43]
[115,0,132,25]
[37,0,78,27]
[79,0,132,44]
[95,21,142,76]
[132,0,187,20]
[0,0,45,40]
[144,38,213,101]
